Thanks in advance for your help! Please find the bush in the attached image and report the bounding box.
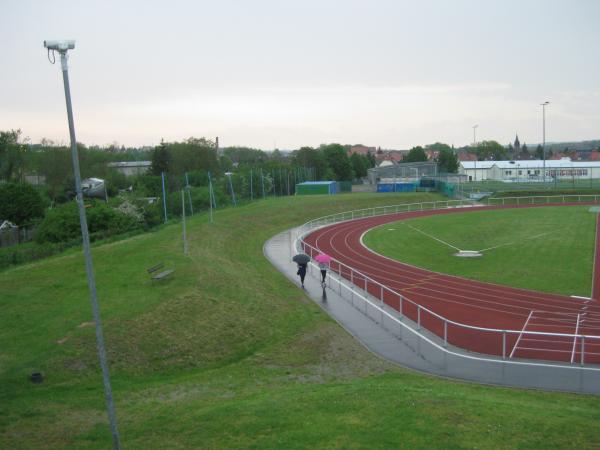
[104,170,130,196]
[166,186,229,217]
[133,174,163,197]
[0,182,46,226]
[0,241,69,270]
[36,200,142,244]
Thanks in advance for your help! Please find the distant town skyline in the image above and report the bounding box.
[1,0,599,150]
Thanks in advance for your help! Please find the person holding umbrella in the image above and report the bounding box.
[314,252,331,288]
[292,253,310,288]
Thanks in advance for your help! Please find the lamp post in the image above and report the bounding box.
[43,40,120,449]
[472,124,478,181]
[541,101,550,184]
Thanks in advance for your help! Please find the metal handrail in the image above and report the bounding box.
[311,258,600,371]
[298,194,600,364]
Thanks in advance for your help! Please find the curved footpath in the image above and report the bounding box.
[264,224,600,395]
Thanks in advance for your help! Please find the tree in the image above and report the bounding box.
[223,147,267,165]
[350,153,369,178]
[474,141,507,161]
[292,147,328,180]
[37,147,73,201]
[167,137,219,175]
[0,182,45,226]
[535,144,544,159]
[270,149,283,163]
[150,142,171,175]
[366,151,376,168]
[426,142,452,153]
[403,146,428,163]
[534,144,552,160]
[320,143,354,181]
[0,129,27,182]
[436,148,459,173]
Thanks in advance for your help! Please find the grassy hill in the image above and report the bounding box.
[1,193,599,449]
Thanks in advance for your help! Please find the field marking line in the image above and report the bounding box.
[571,313,581,364]
[571,295,592,301]
[478,231,554,253]
[509,310,534,359]
[402,222,462,251]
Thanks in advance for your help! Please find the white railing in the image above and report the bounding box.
[486,194,600,206]
[297,195,600,366]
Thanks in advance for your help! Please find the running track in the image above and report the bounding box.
[303,203,600,365]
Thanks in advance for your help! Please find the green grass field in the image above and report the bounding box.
[363,206,596,296]
[2,194,600,449]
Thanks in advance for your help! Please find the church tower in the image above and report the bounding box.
[514,134,521,152]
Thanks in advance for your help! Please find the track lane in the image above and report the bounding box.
[304,203,600,364]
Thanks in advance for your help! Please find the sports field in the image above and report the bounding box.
[363,206,596,297]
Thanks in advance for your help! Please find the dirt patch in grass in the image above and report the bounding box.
[1,406,105,449]
[254,321,393,382]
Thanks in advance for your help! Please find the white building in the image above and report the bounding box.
[459,158,600,182]
[107,161,152,176]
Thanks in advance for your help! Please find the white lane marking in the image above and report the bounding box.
[510,310,534,359]
[571,313,581,364]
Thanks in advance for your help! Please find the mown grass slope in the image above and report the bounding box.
[1,193,599,449]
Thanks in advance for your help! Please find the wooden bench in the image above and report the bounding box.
[147,263,175,281]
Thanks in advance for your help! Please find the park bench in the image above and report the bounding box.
[147,262,174,281]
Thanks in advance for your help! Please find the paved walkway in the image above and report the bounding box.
[264,227,600,395]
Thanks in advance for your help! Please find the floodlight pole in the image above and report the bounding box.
[472,124,478,182]
[541,102,550,184]
[48,43,121,450]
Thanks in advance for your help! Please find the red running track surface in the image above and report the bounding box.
[303,203,600,365]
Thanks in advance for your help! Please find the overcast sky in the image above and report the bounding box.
[1,0,599,150]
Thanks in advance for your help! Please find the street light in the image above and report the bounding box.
[43,40,120,449]
[541,101,550,184]
[472,124,478,181]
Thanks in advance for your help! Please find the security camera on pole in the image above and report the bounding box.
[44,40,121,450]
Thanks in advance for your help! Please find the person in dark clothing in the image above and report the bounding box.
[296,262,307,288]
[318,261,328,287]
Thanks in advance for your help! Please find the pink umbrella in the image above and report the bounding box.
[314,253,332,264]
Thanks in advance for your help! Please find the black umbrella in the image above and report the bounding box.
[293,253,310,264]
